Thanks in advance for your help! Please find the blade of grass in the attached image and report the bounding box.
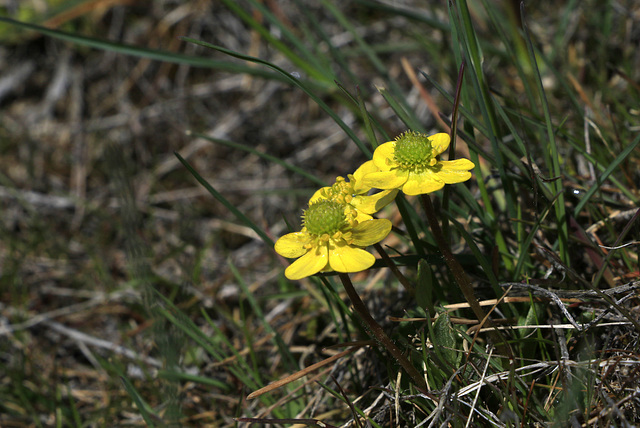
[452,0,518,223]
[157,370,230,390]
[119,375,158,427]
[441,61,466,240]
[334,82,392,147]
[0,17,299,84]
[228,260,298,370]
[150,294,273,403]
[573,132,640,215]
[189,132,326,187]
[355,86,380,151]
[219,0,334,84]
[377,86,424,131]
[319,0,415,115]
[561,131,638,204]
[65,384,82,428]
[293,0,361,88]
[480,0,537,109]
[512,191,562,280]
[446,0,523,273]
[520,3,569,265]
[355,0,450,30]
[492,96,552,198]
[174,152,274,247]
[444,212,499,291]
[181,37,372,158]
[418,70,490,149]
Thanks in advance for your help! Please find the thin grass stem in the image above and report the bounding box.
[419,194,486,323]
[419,194,512,362]
[337,273,427,391]
[373,243,414,294]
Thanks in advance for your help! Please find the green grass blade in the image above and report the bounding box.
[119,376,158,427]
[480,0,537,109]
[512,193,560,280]
[377,87,423,132]
[355,0,449,30]
[219,0,333,84]
[492,96,553,200]
[417,71,491,157]
[444,212,498,290]
[149,292,265,396]
[334,82,391,147]
[174,152,275,247]
[228,260,298,370]
[181,37,371,157]
[521,4,569,264]
[294,0,361,88]
[0,17,293,82]
[190,133,326,187]
[319,0,414,114]
[157,370,230,390]
[574,132,640,215]
[356,86,381,150]
[453,0,518,221]
[65,384,82,427]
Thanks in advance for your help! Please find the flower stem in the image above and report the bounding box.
[419,194,512,361]
[338,272,427,391]
[373,243,414,294]
[420,194,487,322]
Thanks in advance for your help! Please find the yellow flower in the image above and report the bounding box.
[309,161,398,223]
[362,132,475,196]
[274,199,392,280]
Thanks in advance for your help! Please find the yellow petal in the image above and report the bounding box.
[436,159,475,183]
[362,170,408,190]
[284,245,329,280]
[351,189,398,215]
[429,133,451,156]
[328,241,375,273]
[353,211,374,223]
[274,232,312,258]
[352,160,379,194]
[371,142,397,171]
[401,171,444,195]
[351,218,392,246]
[309,187,329,204]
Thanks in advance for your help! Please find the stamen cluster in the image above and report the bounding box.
[393,131,435,170]
[302,200,349,236]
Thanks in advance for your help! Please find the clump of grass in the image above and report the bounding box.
[1,0,639,426]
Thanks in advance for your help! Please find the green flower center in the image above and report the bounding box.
[303,200,348,236]
[393,131,435,170]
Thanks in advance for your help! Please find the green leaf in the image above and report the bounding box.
[416,259,434,314]
[432,312,461,368]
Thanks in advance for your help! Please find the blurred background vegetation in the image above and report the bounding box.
[0,0,639,426]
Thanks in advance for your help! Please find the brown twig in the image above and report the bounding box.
[247,346,359,399]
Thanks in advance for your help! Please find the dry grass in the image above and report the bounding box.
[0,2,410,425]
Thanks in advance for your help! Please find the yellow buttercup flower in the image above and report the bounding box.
[274,199,392,280]
[362,132,475,196]
[310,161,398,223]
